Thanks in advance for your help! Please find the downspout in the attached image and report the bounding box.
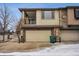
[59,10,60,30]
[58,9,61,42]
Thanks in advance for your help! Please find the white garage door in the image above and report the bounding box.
[26,30,51,42]
[61,30,79,41]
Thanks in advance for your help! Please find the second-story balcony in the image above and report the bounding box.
[23,11,36,25]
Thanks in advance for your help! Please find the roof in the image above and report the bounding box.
[19,8,65,12]
[19,6,79,12]
[66,6,79,8]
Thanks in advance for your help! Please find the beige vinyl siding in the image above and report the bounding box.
[25,30,51,42]
[67,8,79,25]
[36,10,59,25]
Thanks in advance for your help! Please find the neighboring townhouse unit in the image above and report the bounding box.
[17,6,79,43]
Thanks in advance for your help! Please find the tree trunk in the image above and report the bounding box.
[2,33,5,42]
[17,34,20,43]
[2,28,5,42]
[7,34,10,42]
[8,34,10,39]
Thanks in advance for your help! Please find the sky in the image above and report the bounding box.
[0,3,79,31]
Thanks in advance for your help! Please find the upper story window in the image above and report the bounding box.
[74,9,79,19]
[42,11,55,19]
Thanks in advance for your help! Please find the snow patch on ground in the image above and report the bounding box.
[0,43,79,56]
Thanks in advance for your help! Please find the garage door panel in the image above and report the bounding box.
[26,30,51,42]
[61,30,79,41]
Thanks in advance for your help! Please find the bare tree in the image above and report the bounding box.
[0,4,17,42]
[16,20,21,43]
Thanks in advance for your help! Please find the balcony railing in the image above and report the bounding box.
[28,18,36,24]
[24,18,36,25]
